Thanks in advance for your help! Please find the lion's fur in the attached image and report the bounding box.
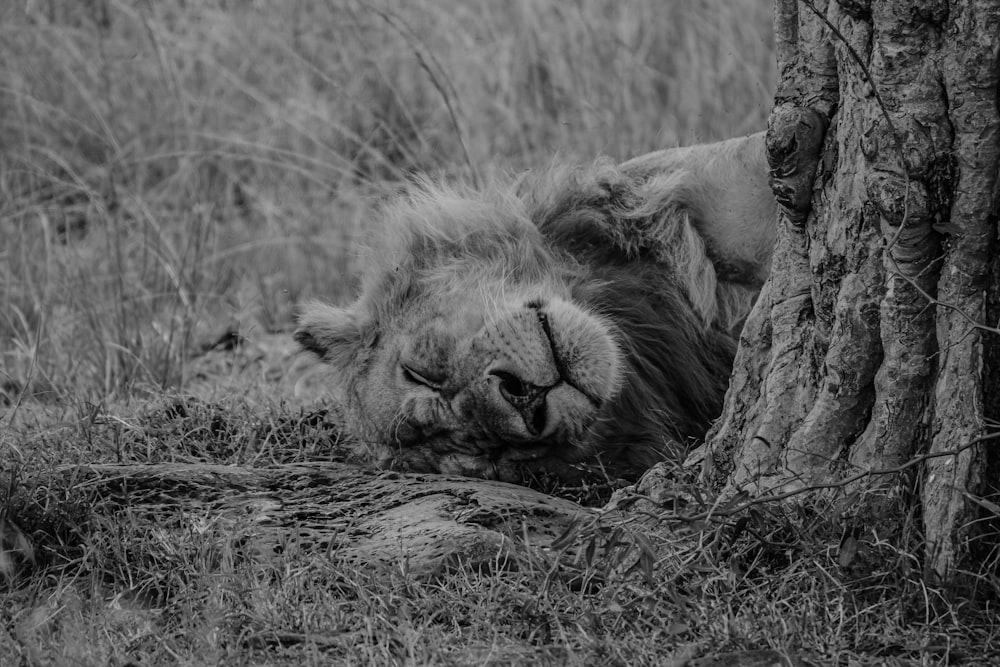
[297,132,775,482]
[360,182,561,321]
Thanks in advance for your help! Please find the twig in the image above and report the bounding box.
[674,432,1000,523]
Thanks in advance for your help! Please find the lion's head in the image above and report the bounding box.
[296,134,774,483]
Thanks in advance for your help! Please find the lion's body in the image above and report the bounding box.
[297,132,775,482]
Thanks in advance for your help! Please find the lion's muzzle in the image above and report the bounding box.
[462,299,622,450]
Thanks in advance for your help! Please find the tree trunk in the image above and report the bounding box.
[692,0,999,580]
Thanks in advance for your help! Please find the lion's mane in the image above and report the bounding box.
[516,160,750,470]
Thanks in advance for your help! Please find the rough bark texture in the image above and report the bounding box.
[18,462,596,577]
[694,0,1000,580]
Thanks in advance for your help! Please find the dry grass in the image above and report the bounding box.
[3,1,997,665]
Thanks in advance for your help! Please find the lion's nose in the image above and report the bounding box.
[489,370,550,436]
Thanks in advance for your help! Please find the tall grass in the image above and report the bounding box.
[0,0,774,404]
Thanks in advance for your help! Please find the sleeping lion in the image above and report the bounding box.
[296,132,775,483]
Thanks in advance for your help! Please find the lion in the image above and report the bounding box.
[295,132,775,483]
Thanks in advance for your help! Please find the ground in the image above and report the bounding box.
[6,339,998,665]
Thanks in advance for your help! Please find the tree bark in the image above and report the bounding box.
[686,0,999,581]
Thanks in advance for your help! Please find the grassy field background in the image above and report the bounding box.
[1,0,774,404]
[5,2,996,666]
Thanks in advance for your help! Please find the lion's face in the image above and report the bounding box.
[296,189,624,481]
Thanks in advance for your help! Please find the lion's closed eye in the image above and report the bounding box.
[400,363,445,390]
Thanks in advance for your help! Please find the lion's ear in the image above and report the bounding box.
[295,302,367,370]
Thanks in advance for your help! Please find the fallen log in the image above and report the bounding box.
[10,461,597,577]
